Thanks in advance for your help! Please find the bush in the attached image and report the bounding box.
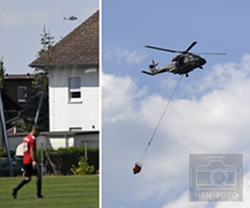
[71,156,95,175]
[0,147,15,159]
[57,147,98,175]
[0,148,6,159]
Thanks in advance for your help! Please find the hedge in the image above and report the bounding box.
[37,147,99,175]
[0,147,98,175]
[0,147,15,159]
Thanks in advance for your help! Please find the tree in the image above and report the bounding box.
[37,25,54,88]
[19,26,54,131]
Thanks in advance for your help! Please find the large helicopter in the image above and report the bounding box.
[142,41,226,77]
[63,15,78,21]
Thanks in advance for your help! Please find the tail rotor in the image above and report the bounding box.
[149,59,159,72]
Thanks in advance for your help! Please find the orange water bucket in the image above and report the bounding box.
[133,162,142,174]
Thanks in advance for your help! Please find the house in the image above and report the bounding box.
[28,10,99,149]
[0,61,23,150]
[4,73,34,107]
[0,91,22,148]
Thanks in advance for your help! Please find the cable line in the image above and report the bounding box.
[147,75,183,146]
[133,75,184,174]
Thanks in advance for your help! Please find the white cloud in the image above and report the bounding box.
[185,54,250,97]
[0,9,55,28]
[102,54,250,207]
[161,171,250,208]
[102,73,147,122]
[104,45,148,65]
[162,192,208,208]
[214,171,250,207]
[0,12,25,28]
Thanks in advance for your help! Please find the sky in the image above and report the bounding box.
[102,1,250,208]
[0,0,98,74]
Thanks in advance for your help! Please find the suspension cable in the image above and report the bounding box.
[138,75,184,164]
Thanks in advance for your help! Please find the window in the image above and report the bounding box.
[17,86,27,102]
[69,127,82,131]
[69,77,81,102]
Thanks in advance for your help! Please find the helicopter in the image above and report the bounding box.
[63,15,78,21]
[142,41,226,77]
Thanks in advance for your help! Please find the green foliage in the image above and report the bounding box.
[40,25,54,55]
[0,147,6,159]
[36,147,99,175]
[71,156,95,175]
[0,147,15,159]
[56,147,99,175]
[36,25,54,89]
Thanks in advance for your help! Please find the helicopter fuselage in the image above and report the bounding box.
[159,53,206,76]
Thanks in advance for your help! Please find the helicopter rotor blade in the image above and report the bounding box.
[145,45,182,53]
[195,52,227,55]
[184,41,197,53]
[146,42,226,56]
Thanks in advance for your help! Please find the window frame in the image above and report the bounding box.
[68,77,81,102]
[17,86,27,103]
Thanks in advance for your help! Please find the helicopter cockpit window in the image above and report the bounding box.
[173,55,184,66]
[172,55,181,62]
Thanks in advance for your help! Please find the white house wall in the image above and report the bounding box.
[48,136,74,149]
[49,65,99,132]
[14,133,99,156]
[74,133,99,148]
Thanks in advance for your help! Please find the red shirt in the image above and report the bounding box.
[23,134,36,164]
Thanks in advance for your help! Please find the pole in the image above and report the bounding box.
[0,89,13,176]
[85,142,87,159]
[41,142,44,176]
[34,90,44,126]
[84,142,88,167]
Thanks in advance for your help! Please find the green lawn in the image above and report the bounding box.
[0,175,99,208]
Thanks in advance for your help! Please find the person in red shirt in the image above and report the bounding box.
[12,126,43,199]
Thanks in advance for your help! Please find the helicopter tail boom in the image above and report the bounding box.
[142,70,155,76]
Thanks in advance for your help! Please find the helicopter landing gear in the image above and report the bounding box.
[199,66,203,69]
[185,74,189,77]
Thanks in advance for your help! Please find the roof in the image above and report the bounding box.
[7,127,28,135]
[4,74,34,79]
[29,10,99,67]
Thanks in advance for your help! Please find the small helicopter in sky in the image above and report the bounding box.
[63,15,78,21]
[142,41,226,77]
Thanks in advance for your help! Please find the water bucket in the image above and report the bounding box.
[133,162,142,174]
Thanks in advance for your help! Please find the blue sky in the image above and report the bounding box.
[103,0,250,68]
[102,1,250,208]
[102,0,250,99]
[0,0,98,74]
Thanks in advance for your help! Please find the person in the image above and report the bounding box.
[12,126,43,199]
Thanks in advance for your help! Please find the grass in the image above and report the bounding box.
[0,175,99,208]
